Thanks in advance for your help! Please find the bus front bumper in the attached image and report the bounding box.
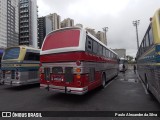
[48,85,88,95]
[3,81,23,86]
[1,80,28,86]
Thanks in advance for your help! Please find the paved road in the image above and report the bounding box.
[0,68,160,119]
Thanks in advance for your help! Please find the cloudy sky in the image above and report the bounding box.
[37,0,160,57]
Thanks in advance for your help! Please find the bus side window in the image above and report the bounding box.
[142,42,144,53]
[93,41,98,54]
[108,51,110,58]
[35,53,40,61]
[145,33,149,48]
[86,36,93,52]
[98,44,103,56]
[103,47,106,57]
[143,38,146,53]
[110,52,113,59]
[148,27,153,45]
[25,52,39,61]
[106,49,109,58]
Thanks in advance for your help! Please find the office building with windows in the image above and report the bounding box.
[38,13,61,48]
[19,0,38,48]
[0,0,19,48]
[61,18,74,28]
[96,31,107,45]
[38,16,52,48]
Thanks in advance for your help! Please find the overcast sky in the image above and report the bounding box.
[37,0,160,57]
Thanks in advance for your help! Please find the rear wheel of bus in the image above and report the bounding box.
[101,73,106,88]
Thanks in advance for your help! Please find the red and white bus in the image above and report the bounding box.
[40,27,119,95]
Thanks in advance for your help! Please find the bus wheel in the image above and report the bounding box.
[101,74,106,88]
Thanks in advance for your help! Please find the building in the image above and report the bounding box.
[38,13,61,48]
[85,27,96,37]
[96,31,106,45]
[113,49,126,58]
[75,24,83,28]
[38,16,52,48]
[46,13,61,30]
[19,0,38,48]
[0,0,19,48]
[61,18,74,28]
[38,17,45,49]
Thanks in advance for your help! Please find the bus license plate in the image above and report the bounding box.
[54,77,62,81]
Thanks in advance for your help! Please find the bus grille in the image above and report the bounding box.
[44,68,50,81]
[64,67,73,82]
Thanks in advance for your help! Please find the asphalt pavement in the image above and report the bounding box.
[0,66,160,120]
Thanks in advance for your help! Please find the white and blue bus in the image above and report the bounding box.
[1,46,40,86]
[136,9,160,103]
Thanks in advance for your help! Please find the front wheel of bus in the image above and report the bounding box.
[101,74,106,88]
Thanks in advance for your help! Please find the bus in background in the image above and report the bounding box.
[136,9,160,103]
[1,46,40,86]
[40,27,119,95]
[119,57,128,72]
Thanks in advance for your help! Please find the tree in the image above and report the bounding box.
[126,55,134,62]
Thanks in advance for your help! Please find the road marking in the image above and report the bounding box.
[137,74,149,94]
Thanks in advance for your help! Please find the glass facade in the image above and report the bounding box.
[0,0,19,48]
[19,0,37,48]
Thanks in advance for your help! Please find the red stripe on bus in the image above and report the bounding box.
[40,52,117,63]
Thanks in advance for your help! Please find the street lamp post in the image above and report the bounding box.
[102,27,108,45]
[133,20,140,50]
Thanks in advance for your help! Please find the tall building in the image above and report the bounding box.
[38,13,61,48]
[46,13,61,30]
[75,24,83,28]
[85,28,96,37]
[19,0,38,48]
[61,18,74,28]
[113,49,126,58]
[0,0,19,48]
[38,17,45,49]
[96,31,107,45]
[38,16,52,48]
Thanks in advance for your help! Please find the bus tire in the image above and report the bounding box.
[101,73,106,88]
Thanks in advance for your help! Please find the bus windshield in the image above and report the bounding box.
[42,29,80,51]
[3,47,20,60]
